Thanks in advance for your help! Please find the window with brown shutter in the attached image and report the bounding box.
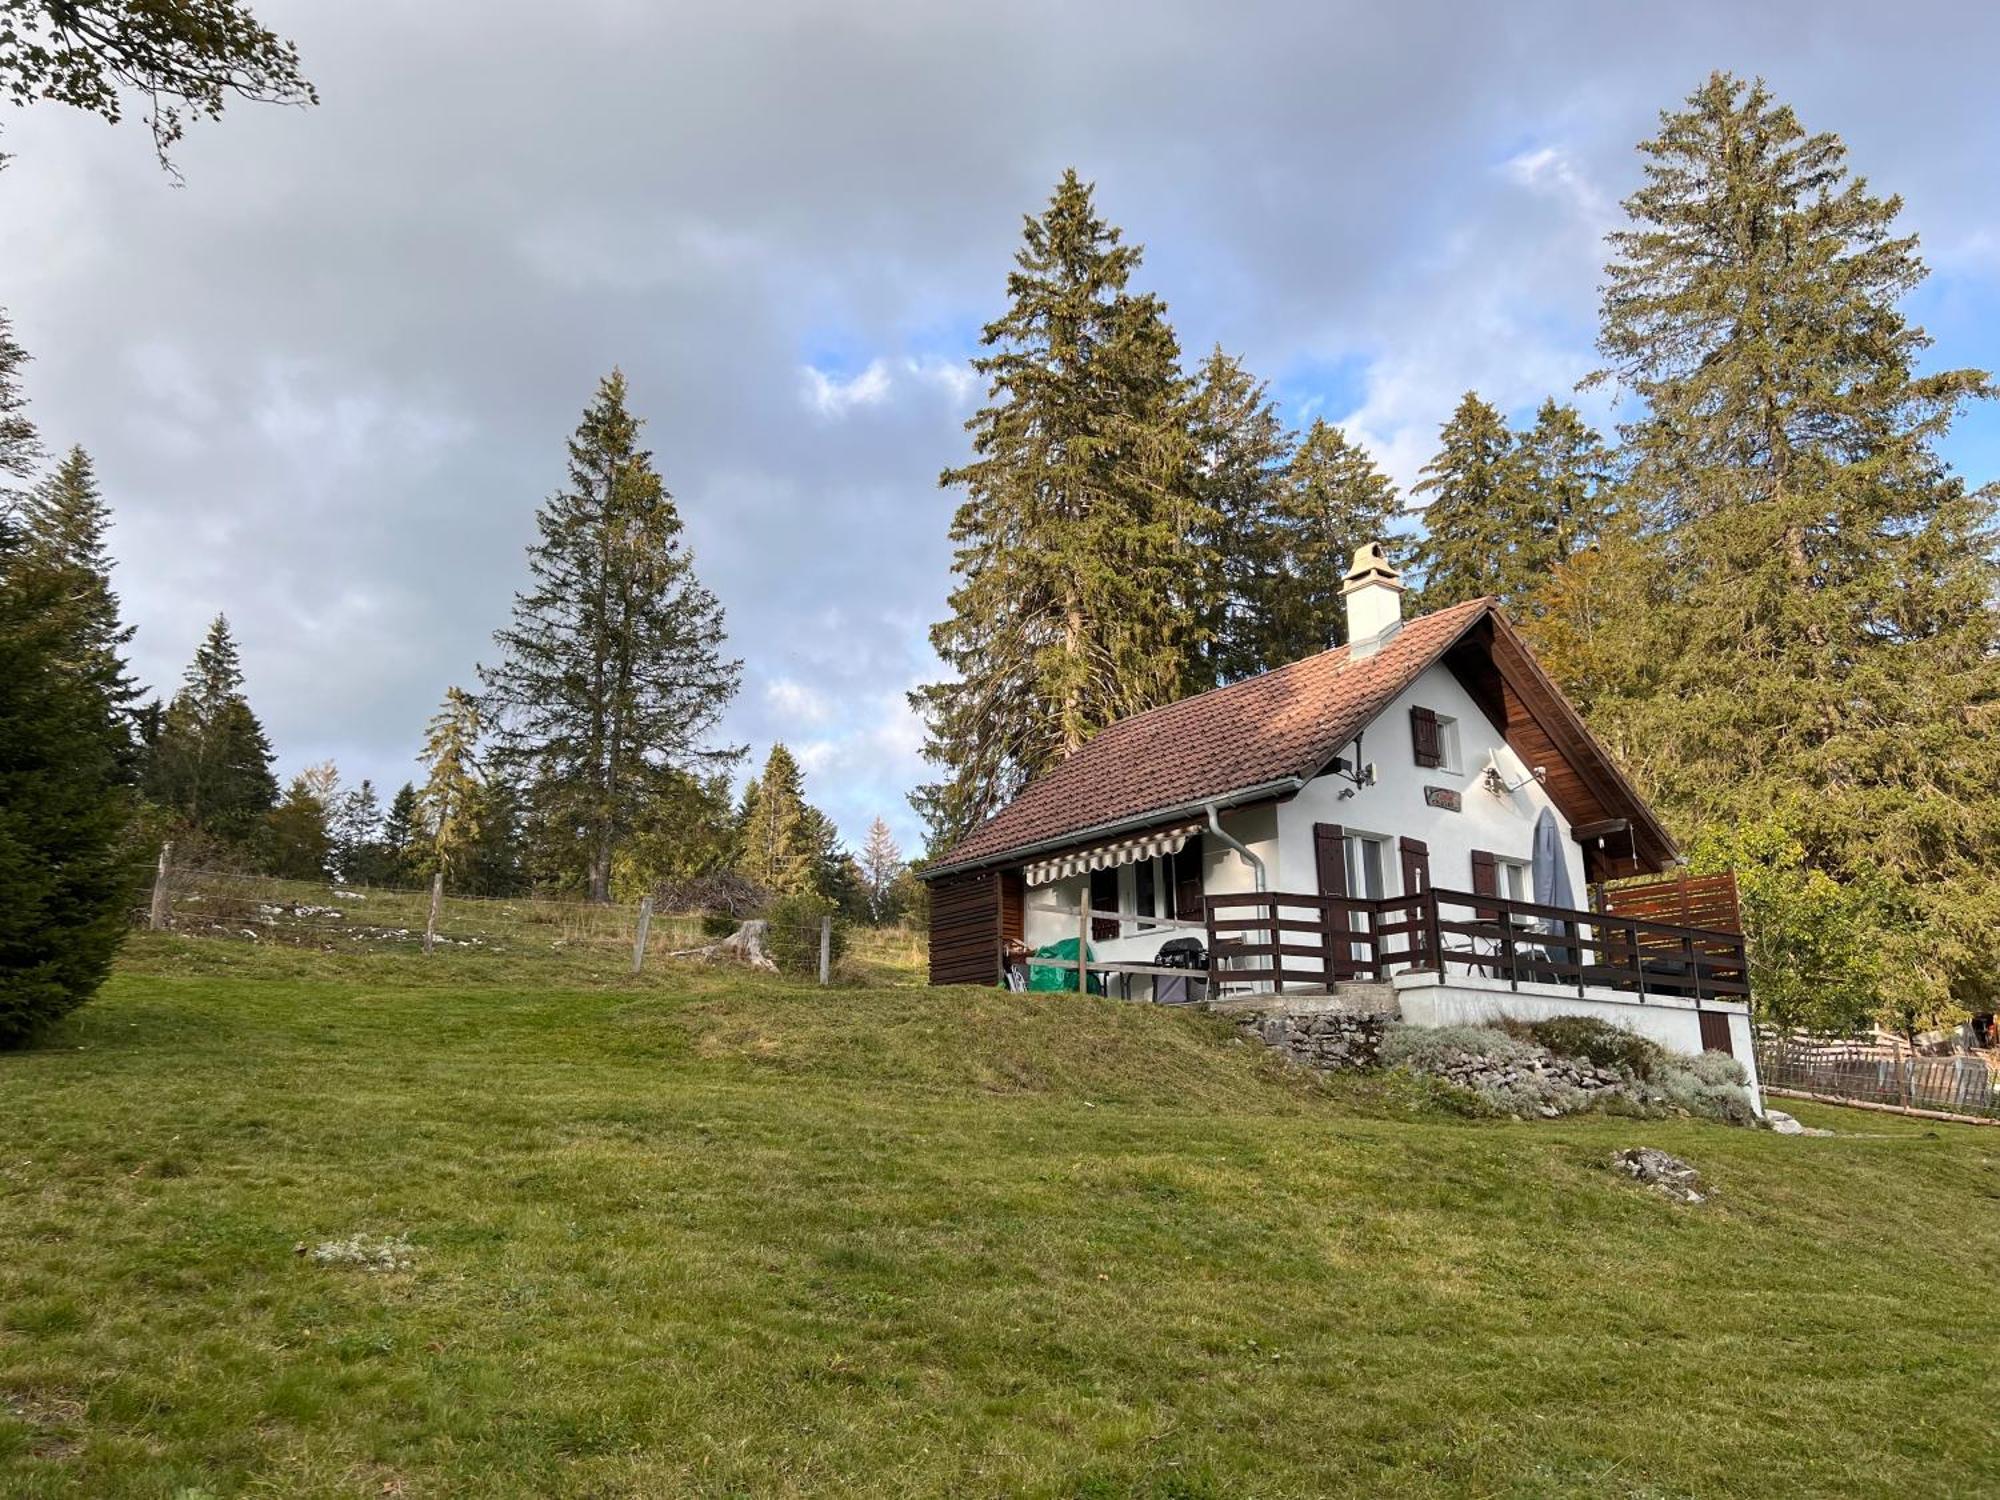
[1469,849,1499,920]
[1410,705,1442,768]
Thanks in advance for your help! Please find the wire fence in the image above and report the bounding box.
[1754,1031,1999,1120]
[131,843,923,985]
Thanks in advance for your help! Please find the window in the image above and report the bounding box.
[1343,833,1389,900]
[1494,856,1530,903]
[1411,705,1462,772]
[1135,858,1156,920]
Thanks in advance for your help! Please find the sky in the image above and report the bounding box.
[4,0,1998,859]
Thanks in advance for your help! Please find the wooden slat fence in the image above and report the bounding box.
[1754,1034,1998,1118]
[1601,871,1742,935]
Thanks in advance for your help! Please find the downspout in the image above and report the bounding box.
[1203,802,1266,892]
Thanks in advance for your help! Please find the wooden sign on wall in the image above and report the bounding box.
[1423,786,1462,812]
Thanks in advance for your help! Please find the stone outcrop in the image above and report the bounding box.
[1212,985,1398,1074]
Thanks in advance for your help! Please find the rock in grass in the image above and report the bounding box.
[1611,1147,1707,1204]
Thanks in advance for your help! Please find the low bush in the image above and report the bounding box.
[1499,1014,1666,1080]
[699,911,742,939]
[1378,1023,1536,1074]
[1649,1050,1757,1126]
[764,893,847,977]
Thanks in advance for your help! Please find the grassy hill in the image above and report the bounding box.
[3,936,1996,1498]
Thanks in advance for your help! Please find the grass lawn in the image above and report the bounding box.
[3,936,1997,1498]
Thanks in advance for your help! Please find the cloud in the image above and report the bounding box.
[1,0,1993,864]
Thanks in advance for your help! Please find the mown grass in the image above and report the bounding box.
[2,935,1996,1498]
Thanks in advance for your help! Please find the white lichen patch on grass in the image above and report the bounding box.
[298,1233,417,1272]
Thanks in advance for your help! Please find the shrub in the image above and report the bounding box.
[1505,1015,1665,1080]
[1648,1051,1757,1126]
[1379,1024,1535,1074]
[700,911,742,939]
[764,893,846,977]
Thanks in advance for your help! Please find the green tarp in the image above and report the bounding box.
[1026,937,1105,994]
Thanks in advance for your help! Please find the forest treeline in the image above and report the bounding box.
[4,71,1995,1043]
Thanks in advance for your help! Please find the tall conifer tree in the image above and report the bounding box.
[736,743,818,897]
[143,615,278,847]
[1188,347,1289,684]
[911,171,1203,849]
[1252,418,1402,664]
[1588,72,1999,1025]
[482,371,742,901]
[1408,392,1528,609]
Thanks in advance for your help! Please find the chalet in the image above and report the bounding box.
[921,544,1759,1091]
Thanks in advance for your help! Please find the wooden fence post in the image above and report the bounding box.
[148,841,174,931]
[632,895,654,975]
[818,914,832,986]
[423,872,444,955]
[1076,891,1090,996]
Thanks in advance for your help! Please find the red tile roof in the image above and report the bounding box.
[928,598,1495,875]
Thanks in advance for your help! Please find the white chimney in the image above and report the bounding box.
[1342,542,1405,658]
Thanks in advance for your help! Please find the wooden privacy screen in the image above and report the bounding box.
[1601,871,1742,935]
[928,869,1023,986]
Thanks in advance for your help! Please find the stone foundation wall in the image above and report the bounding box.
[1227,997,1397,1073]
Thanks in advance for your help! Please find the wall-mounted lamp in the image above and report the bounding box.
[1329,733,1376,800]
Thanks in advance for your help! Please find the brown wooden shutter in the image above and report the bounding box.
[1469,849,1499,920]
[1410,705,1442,768]
[1314,823,1347,898]
[1399,836,1430,895]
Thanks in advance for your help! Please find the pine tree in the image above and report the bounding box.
[736,743,817,896]
[143,615,278,848]
[1253,418,1402,664]
[0,346,138,1043]
[417,686,483,882]
[0,309,38,491]
[1511,401,1616,614]
[332,777,384,885]
[1408,392,1530,610]
[267,769,335,880]
[911,171,1202,850]
[380,782,421,886]
[858,816,904,923]
[1588,72,2000,1027]
[0,516,140,1044]
[462,778,528,897]
[1189,347,1290,684]
[483,370,742,902]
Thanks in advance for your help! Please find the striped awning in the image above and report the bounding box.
[1024,824,1201,887]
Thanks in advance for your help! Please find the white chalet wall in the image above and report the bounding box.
[1272,661,1590,903]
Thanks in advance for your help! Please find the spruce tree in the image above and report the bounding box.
[911,171,1202,849]
[1511,400,1616,614]
[736,743,817,896]
[1408,392,1529,610]
[483,370,741,902]
[417,686,484,883]
[1188,346,1289,684]
[18,446,143,750]
[143,614,277,848]
[332,777,384,885]
[267,769,335,880]
[0,517,139,1044]
[1254,418,1402,663]
[380,782,421,886]
[1589,72,2000,1026]
[0,309,38,490]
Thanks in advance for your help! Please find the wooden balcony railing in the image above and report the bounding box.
[1203,887,1749,1002]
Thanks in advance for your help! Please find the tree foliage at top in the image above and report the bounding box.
[482,370,741,902]
[911,170,1204,851]
[417,687,483,883]
[1408,392,1525,610]
[0,0,315,171]
[18,446,141,727]
[1576,71,1999,1027]
[735,743,821,899]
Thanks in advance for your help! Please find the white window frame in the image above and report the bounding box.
[1493,855,1531,904]
[1434,713,1462,774]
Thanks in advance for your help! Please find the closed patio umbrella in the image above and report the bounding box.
[1530,807,1575,966]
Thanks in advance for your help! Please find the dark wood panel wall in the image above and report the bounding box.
[927,868,1024,987]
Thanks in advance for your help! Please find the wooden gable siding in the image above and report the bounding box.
[927,868,1021,987]
[1444,620,1673,880]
